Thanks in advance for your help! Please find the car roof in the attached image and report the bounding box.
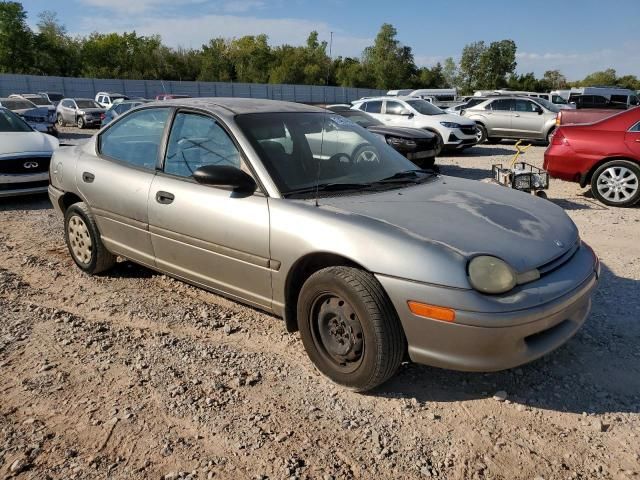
[148,97,327,115]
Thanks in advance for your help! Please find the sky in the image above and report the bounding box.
[18,0,640,81]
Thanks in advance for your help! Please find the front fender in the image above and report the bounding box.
[268,198,470,308]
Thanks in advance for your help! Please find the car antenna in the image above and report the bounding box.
[314,31,333,208]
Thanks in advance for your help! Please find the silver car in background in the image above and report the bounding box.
[463,96,560,144]
[56,98,105,129]
[48,98,599,391]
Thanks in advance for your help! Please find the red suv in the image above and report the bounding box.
[544,107,640,207]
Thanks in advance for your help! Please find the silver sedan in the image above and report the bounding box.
[48,98,599,391]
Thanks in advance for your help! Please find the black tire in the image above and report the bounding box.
[546,128,555,145]
[476,124,487,144]
[77,117,85,129]
[64,202,116,274]
[297,266,405,392]
[57,114,64,127]
[414,156,436,170]
[430,131,444,153]
[590,160,640,207]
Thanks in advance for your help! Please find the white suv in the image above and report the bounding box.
[351,97,478,150]
[95,92,128,108]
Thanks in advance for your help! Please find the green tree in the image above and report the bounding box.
[615,74,640,90]
[228,34,272,83]
[543,69,567,89]
[0,1,34,73]
[361,23,416,89]
[478,39,517,89]
[198,38,233,81]
[580,68,617,87]
[33,11,81,76]
[412,63,446,89]
[442,57,458,88]
[458,41,485,93]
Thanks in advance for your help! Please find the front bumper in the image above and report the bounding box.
[0,172,49,198]
[443,127,478,149]
[376,246,599,372]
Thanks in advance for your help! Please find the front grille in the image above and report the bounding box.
[537,240,580,277]
[0,156,51,174]
[0,180,49,191]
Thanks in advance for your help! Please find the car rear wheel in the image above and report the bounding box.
[476,124,487,143]
[57,114,64,127]
[591,160,640,207]
[64,202,116,274]
[297,266,405,392]
[77,117,85,129]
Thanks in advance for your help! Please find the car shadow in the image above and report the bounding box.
[102,260,158,279]
[374,262,640,415]
[438,164,491,181]
[447,145,516,157]
[0,194,51,212]
[550,197,609,211]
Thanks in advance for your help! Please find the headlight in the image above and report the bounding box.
[387,137,416,148]
[468,256,516,294]
[78,110,85,115]
[440,122,461,129]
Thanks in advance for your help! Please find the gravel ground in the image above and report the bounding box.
[0,127,639,480]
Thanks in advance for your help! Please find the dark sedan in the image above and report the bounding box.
[327,107,441,168]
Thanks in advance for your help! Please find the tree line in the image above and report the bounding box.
[1,1,638,93]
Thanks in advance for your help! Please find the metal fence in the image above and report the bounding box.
[0,74,384,104]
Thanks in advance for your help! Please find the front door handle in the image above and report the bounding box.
[513,113,520,117]
[155,191,175,204]
[82,172,95,183]
[635,139,640,143]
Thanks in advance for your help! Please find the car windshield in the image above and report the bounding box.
[338,111,382,128]
[236,112,430,196]
[2,99,36,110]
[405,99,444,115]
[0,108,33,132]
[76,100,101,108]
[24,96,51,106]
[533,97,561,113]
[551,95,568,105]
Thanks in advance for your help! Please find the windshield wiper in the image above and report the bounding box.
[284,182,372,197]
[374,169,436,184]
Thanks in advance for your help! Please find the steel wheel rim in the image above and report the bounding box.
[310,293,364,374]
[596,166,639,203]
[68,215,93,265]
[356,148,379,163]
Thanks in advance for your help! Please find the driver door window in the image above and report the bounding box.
[515,99,539,113]
[164,112,242,178]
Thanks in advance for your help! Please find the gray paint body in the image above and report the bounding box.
[48,98,599,372]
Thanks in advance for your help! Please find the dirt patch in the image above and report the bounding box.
[0,139,639,479]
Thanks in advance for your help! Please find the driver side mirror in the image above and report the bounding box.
[400,109,414,118]
[193,165,257,194]
[536,107,543,115]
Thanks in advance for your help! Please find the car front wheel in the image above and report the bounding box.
[591,160,640,207]
[297,266,405,392]
[77,117,85,129]
[476,124,487,143]
[64,202,116,274]
[57,114,64,127]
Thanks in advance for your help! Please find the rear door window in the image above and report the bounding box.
[385,101,405,115]
[490,99,513,111]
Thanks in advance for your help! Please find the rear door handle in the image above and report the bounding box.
[513,114,520,117]
[155,191,175,204]
[635,139,640,143]
[82,172,95,183]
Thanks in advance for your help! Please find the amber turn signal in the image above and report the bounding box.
[407,301,456,322]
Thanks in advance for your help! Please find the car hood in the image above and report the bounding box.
[0,131,59,156]
[366,125,436,140]
[318,175,578,273]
